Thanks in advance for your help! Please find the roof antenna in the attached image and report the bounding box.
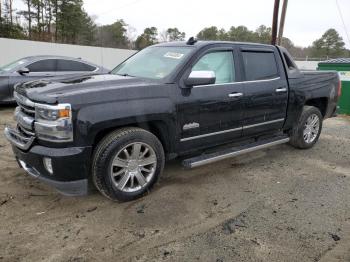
[186,37,198,45]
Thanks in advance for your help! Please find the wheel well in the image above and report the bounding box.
[305,98,328,117]
[93,121,171,154]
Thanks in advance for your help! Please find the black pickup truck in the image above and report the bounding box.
[4,39,341,201]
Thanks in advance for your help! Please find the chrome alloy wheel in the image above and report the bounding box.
[303,114,320,144]
[110,142,157,192]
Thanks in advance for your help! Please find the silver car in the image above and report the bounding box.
[0,55,109,103]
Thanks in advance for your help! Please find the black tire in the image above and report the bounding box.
[92,127,165,201]
[289,106,323,149]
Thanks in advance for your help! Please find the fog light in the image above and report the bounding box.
[43,157,53,175]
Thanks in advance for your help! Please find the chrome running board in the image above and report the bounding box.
[182,135,290,168]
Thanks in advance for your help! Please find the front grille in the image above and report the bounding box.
[18,124,35,137]
[14,92,36,138]
[14,92,35,116]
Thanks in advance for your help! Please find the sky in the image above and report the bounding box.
[83,0,350,48]
[12,0,350,48]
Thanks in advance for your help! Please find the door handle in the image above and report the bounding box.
[275,87,287,93]
[228,92,243,98]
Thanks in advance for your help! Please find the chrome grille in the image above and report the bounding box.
[14,92,35,138]
[14,92,35,116]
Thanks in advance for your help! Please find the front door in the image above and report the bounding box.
[177,46,245,152]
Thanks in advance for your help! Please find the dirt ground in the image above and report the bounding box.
[0,106,350,262]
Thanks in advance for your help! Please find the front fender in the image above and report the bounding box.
[74,97,177,146]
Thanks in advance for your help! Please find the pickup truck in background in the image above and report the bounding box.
[4,39,341,201]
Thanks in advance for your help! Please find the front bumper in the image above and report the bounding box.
[5,127,92,196]
[17,159,89,196]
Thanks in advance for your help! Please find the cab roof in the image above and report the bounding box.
[154,40,275,49]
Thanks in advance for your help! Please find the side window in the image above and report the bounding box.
[242,51,279,81]
[27,59,56,72]
[57,60,96,72]
[192,51,235,84]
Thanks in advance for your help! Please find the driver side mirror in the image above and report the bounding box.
[17,67,30,75]
[184,71,216,87]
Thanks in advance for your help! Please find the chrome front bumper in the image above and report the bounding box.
[4,126,35,150]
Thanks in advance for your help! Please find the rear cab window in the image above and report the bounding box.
[241,51,279,81]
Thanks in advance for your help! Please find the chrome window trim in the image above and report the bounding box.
[180,118,285,142]
[193,77,281,88]
[242,77,281,84]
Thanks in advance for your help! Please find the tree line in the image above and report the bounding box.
[0,0,349,59]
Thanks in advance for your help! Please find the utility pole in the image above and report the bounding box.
[9,0,13,25]
[271,0,280,45]
[277,0,288,45]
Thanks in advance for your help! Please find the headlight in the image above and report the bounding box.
[34,103,73,142]
[35,104,71,121]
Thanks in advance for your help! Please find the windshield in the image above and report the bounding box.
[0,58,28,72]
[111,46,193,80]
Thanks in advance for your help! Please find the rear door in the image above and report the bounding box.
[239,47,288,136]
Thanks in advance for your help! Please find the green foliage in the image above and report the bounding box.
[311,28,347,58]
[135,27,158,50]
[166,27,185,41]
[97,20,128,48]
[56,0,95,44]
[0,18,26,39]
[196,25,272,43]
[197,26,220,40]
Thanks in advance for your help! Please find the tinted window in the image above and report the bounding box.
[192,51,235,84]
[57,60,96,71]
[27,59,56,72]
[242,51,279,81]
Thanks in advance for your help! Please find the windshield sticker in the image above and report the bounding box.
[164,52,184,59]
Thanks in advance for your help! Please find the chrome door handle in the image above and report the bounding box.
[228,92,243,98]
[275,87,287,93]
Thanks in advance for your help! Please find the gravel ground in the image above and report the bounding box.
[0,106,349,262]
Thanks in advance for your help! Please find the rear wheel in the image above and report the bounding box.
[92,127,165,201]
[289,106,323,149]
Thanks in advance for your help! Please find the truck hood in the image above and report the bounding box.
[15,74,160,104]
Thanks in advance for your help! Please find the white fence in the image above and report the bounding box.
[0,38,321,71]
[0,38,136,70]
[295,61,319,70]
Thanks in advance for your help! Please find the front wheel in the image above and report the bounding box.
[289,106,323,149]
[92,127,165,201]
